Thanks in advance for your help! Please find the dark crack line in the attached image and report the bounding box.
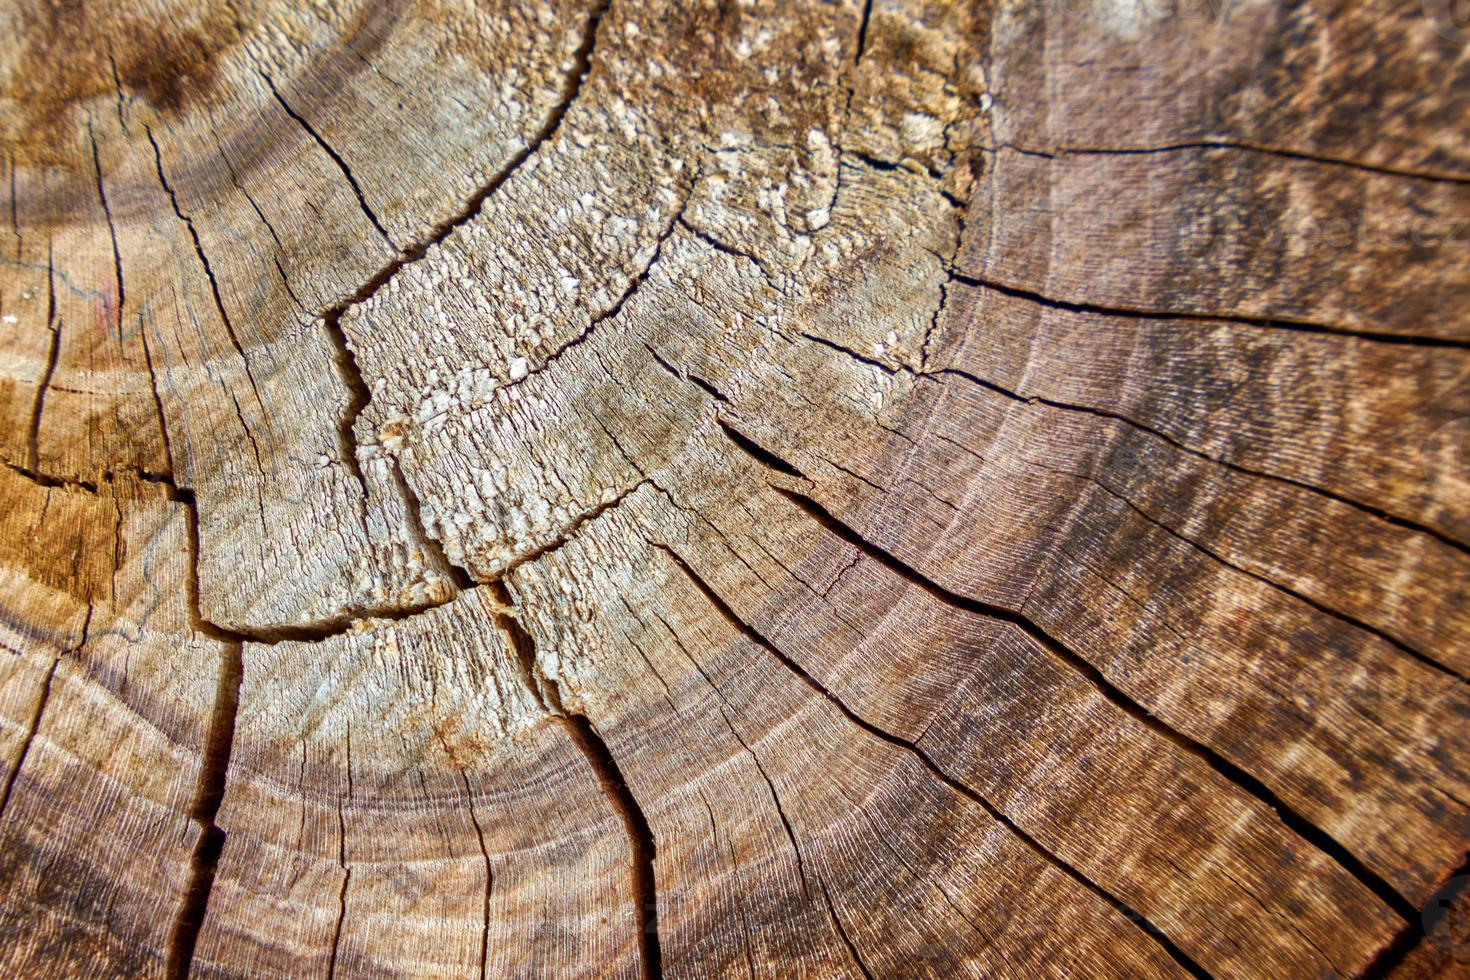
[280,0,613,589]
[919,274,950,371]
[490,580,661,979]
[88,122,125,345]
[675,217,778,288]
[1360,853,1470,978]
[655,614,812,901]
[3,459,474,644]
[387,457,475,588]
[205,112,291,265]
[642,342,731,405]
[695,794,758,980]
[799,329,903,376]
[820,0,879,231]
[143,125,270,415]
[849,148,944,182]
[320,308,374,494]
[27,241,58,472]
[326,725,356,980]
[1069,462,1469,686]
[500,480,650,577]
[157,470,258,980]
[260,71,394,248]
[139,309,176,477]
[983,140,1470,186]
[505,186,691,395]
[163,637,243,980]
[3,461,97,495]
[854,0,875,65]
[947,270,1470,350]
[797,317,1470,559]
[104,47,131,133]
[930,361,1470,561]
[768,483,1419,926]
[655,540,1211,978]
[815,450,888,497]
[8,151,21,255]
[458,771,492,980]
[715,418,805,479]
[327,800,351,980]
[0,607,91,823]
[819,879,875,980]
[225,388,267,480]
[312,0,610,321]
[560,708,662,980]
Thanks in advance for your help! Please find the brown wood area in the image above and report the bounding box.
[1,0,1467,976]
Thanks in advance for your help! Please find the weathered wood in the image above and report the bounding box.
[2,0,1467,976]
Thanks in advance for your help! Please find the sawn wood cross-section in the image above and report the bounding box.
[1,0,1468,976]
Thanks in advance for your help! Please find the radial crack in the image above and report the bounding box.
[164,639,244,980]
[984,139,1470,185]
[88,123,125,339]
[947,269,1469,350]
[260,71,394,248]
[26,241,58,472]
[0,607,91,823]
[143,125,270,415]
[1071,462,1468,684]
[930,360,1470,560]
[819,880,875,980]
[655,542,1210,977]
[458,771,493,980]
[489,580,662,979]
[656,614,813,900]
[770,484,1419,925]
[715,418,806,479]
[387,457,475,588]
[327,798,352,979]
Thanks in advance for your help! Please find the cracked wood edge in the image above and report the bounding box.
[1,0,1469,977]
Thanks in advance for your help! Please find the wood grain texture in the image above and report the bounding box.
[1,0,1467,976]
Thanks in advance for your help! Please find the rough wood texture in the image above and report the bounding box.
[2,0,1467,976]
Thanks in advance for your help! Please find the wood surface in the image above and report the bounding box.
[1,0,1468,976]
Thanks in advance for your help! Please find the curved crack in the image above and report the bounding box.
[26,240,57,473]
[0,607,92,823]
[984,139,1470,185]
[930,358,1470,562]
[501,183,692,396]
[655,540,1211,978]
[489,579,662,979]
[768,483,1420,926]
[279,0,616,621]
[947,268,1470,351]
[143,124,270,416]
[260,71,395,249]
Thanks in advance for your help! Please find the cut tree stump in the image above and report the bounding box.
[2,0,1468,976]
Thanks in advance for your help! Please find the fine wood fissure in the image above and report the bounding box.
[3,0,1467,974]
[489,579,663,980]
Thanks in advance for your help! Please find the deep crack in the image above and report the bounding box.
[769,483,1419,926]
[489,579,663,979]
[163,638,243,980]
[656,540,1210,978]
